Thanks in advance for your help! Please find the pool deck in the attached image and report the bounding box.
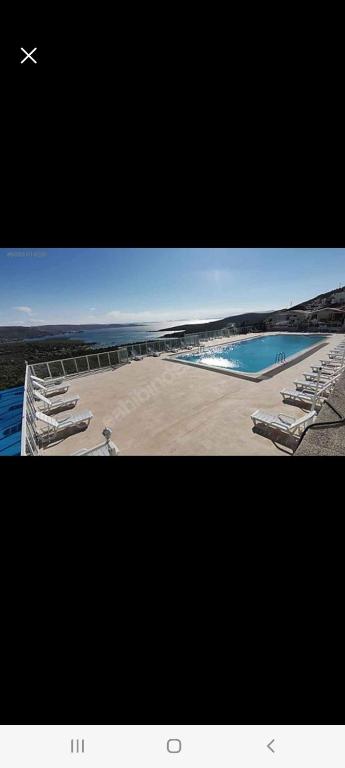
[40,332,344,456]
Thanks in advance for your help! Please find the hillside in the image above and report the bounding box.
[160,285,345,335]
[0,323,143,343]
[291,285,345,310]
[159,311,273,335]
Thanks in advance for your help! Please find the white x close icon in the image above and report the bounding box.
[20,47,37,64]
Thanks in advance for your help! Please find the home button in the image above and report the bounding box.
[167,739,182,753]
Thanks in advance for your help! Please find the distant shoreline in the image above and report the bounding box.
[0,321,160,338]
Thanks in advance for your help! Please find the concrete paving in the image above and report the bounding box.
[40,333,345,456]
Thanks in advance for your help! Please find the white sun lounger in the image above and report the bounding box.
[318,360,342,368]
[34,389,80,414]
[311,362,342,373]
[31,374,65,386]
[32,380,69,397]
[35,409,93,443]
[319,364,343,374]
[280,389,327,407]
[312,368,343,380]
[280,381,330,407]
[251,409,317,437]
[293,377,338,393]
[303,369,342,382]
[296,369,341,386]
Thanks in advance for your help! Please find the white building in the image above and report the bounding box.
[265,310,309,329]
[330,291,345,304]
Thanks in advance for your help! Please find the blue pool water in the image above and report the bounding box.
[176,334,327,374]
[0,386,24,455]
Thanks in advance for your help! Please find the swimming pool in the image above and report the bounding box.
[173,334,328,378]
[0,386,24,456]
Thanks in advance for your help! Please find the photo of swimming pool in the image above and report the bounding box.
[175,334,328,375]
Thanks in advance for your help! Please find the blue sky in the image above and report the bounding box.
[0,248,344,326]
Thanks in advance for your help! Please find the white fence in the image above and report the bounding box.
[21,364,40,456]
[30,347,129,380]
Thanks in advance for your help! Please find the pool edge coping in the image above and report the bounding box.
[166,334,332,381]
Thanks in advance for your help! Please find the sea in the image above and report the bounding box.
[26,323,185,348]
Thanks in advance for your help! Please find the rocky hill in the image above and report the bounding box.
[291,285,345,310]
[159,311,273,335]
[160,285,345,335]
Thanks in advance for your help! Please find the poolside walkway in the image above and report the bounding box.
[41,333,344,456]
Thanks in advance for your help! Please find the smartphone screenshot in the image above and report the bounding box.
[1,19,342,762]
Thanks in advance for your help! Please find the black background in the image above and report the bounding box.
[0,15,343,726]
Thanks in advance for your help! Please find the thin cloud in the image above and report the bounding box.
[13,306,33,314]
[197,268,234,284]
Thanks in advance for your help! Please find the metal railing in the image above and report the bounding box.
[30,346,129,381]
[21,364,40,456]
[183,327,236,346]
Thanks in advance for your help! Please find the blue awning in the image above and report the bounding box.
[0,386,24,456]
